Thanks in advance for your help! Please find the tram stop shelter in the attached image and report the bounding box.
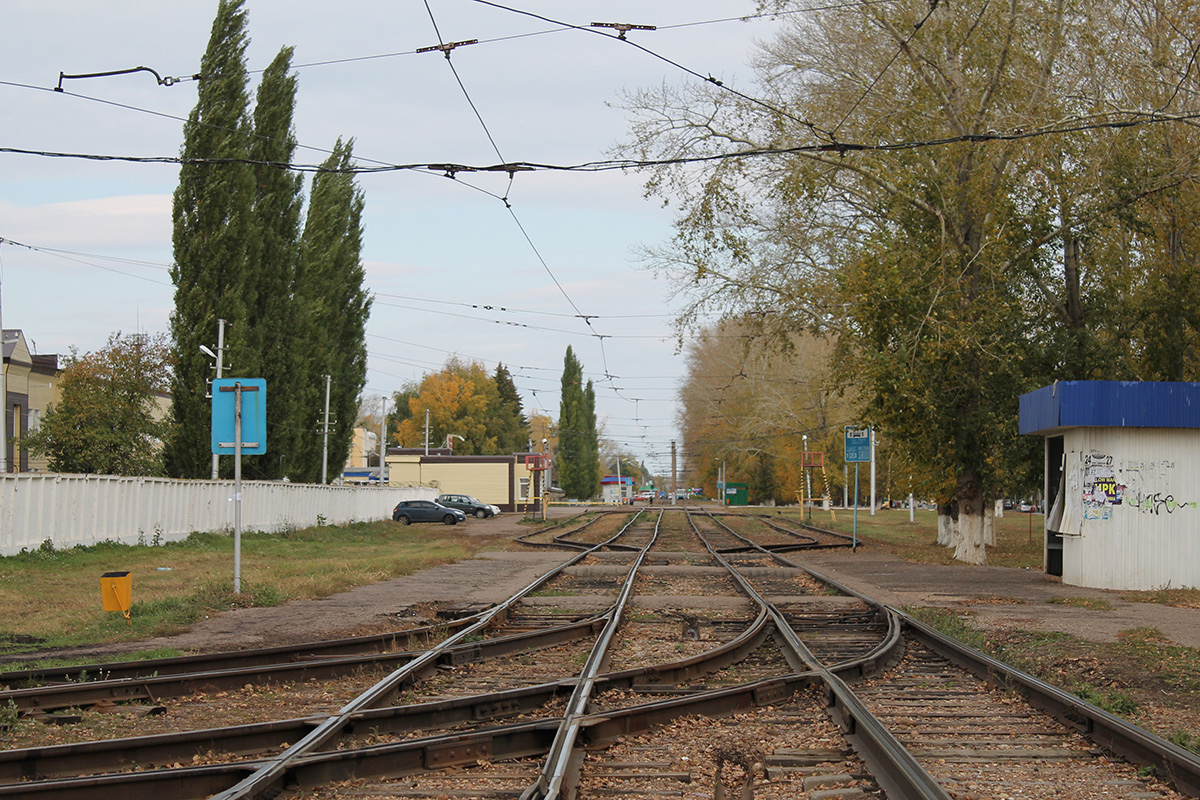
[1019,380,1200,591]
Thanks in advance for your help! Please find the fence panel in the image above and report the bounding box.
[0,474,434,556]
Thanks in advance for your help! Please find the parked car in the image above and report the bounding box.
[436,493,497,519]
[392,500,466,525]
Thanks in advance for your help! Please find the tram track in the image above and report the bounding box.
[1,507,1197,799]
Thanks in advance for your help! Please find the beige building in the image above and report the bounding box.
[384,448,545,512]
[2,330,61,473]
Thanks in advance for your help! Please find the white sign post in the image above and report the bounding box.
[212,379,266,594]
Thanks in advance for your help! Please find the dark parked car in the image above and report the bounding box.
[436,493,498,519]
[392,500,466,525]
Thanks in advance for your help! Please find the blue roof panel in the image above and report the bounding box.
[1019,381,1200,434]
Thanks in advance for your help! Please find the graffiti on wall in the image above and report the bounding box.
[1081,452,1195,518]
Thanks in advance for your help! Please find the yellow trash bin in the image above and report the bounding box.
[100,571,132,621]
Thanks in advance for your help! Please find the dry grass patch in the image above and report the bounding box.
[768,508,1044,568]
[0,520,512,659]
[1120,588,1200,609]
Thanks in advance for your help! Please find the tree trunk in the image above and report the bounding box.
[953,470,988,565]
[937,501,955,547]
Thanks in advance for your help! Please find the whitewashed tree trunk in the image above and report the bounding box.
[937,506,954,547]
[984,503,997,546]
[955,509,987,563]
[952,471,987,565]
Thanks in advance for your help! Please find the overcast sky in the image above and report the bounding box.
[1,0,781,476]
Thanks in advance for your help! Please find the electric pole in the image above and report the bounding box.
[0,277,7,473]
[321,374,331,484]
[670,440,677,505]
[378,396,387,484]
[209,318,226,480]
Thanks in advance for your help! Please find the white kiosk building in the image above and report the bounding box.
[1019,381,1200,591]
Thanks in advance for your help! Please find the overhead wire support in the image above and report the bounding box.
[589,21,656,40]
[415,39,480,58]
[55,65,200,91]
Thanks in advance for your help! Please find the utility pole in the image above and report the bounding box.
[320,374,331,484]
[423,409,430,456]
[0,276,7,473]
[209,319,226,481]
[870,427,877,515]
[670,440,677,506]
[378,396,387,484]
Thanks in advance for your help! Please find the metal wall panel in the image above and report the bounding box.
[1021,381,1200,434]
[0,474,435,556]
[1057,428,1200,590]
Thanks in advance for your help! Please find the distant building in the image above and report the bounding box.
[1020,380,1200,590]
[384,448,544,512]
[2,330,61,472]
[601,475,633,504]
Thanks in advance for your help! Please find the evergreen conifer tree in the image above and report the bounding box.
[490,363,529,453]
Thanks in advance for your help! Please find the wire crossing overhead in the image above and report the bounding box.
[416,39,480,58]
[589,22,656,39]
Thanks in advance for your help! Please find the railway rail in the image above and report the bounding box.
[1,507,1197,799]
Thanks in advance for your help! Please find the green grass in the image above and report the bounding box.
[0,520,512,668]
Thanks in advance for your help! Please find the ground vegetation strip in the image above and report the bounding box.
[0,520,521,662]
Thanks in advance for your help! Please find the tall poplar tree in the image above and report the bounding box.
[167,0,254,478]
[582,378,599,493]
[244,46,304,480]
[292,139,371,482]
[558,346,598,499]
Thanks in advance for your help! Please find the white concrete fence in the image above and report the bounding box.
[0,473,436,557]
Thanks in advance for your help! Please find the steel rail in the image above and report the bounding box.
[691,508,903,678]
[0,603,777,784]
[1,671,826,800]
[757,514,857,550]
[2,514,643,715]
[688,509,952,800]
[0,614,609,714]
[519,508,663,799]
[550,508,635,550]
[0,617,475,686]
[207,509,652,800]
[900,611,1200,798]
[512,508,603,550]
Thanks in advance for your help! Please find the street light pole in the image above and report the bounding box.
[0,279,7,473]
[205,318,226,481]
[320,374,331,484]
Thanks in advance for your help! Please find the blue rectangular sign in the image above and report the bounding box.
[211,378,267,455]
[844,425,872,462]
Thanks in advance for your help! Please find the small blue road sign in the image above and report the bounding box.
[211,378,267,455]
[844,425,872,463]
